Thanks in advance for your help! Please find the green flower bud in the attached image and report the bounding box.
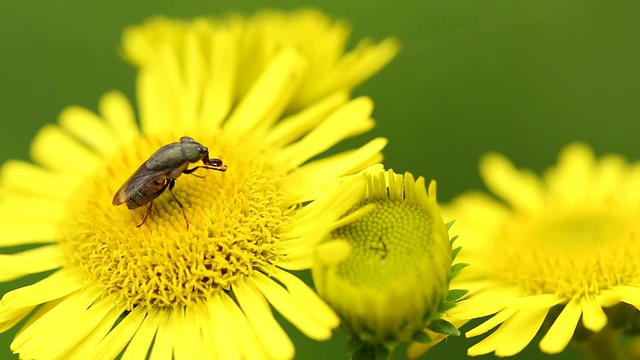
[312,169,455,351]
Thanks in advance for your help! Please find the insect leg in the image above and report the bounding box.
[137,201,153,228]
[167,179,189,229]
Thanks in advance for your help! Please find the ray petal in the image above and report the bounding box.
[0,160,79,200]
[0,245,65,281]
[30,124,102,176]
[253,272,333,340]
[1,269,82,308]
[581,295,607,332]
[59,106,120,157]
[494,308,548,357]
[539,298,581,354]
[92,305,147,360]
[99,91,139,146]
[209,293,241,360]
[121,309,165,360]
[220,292,269,360]
[233,280,294,360]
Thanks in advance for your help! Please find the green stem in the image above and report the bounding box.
[576,328,626,360]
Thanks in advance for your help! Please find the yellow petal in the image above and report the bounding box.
[59,106,120,157]
[66,307,121,360]
[30,124,102,175]
[200,26,236,130]
[121,310,165,360]
[494,308,548,357]
[0,305,35,333]
[480,152,544,211]
[99,91,139,146]
[92,305,146,360]
[0,245,64,281]
[466,308,515,337]
[0,222,60,247]
[278,96,374,168]
[253,272,333,340]
[0,160,79,200]
[220,291,269,360]
[1,269,82,308]
[274,269,340,329]
[539,298,581,354]
[149,309,173,360]
[208,294,241,360]
[233,280,294,360]
[12,287,100,355]
[224,48,306,136]
[581,295,607,332]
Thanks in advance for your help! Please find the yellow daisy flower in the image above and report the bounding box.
[446,143,640,357]
[0,9,399,360]
[313,169,463,358]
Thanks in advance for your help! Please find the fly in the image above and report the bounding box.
[112,136,227,229]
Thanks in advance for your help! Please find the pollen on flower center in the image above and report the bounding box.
[334,200,434,286]
[59,135,289,309]
[495,211,640,298]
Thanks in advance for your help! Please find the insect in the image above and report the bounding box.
[112,136,227,229]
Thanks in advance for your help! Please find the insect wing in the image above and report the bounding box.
[112,163,169,207]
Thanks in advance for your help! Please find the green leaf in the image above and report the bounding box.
[428,319,460,336]
[445,220,456,230]
[451,246,462,261]
[445,289,469,302]
[449,263,469,280]
[412,331,433,344]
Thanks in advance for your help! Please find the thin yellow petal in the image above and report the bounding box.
[234,280,294,360]
[265,91,349,148]
[0,160,79,200]
[466,308,516,337]
[313,239,352,267]
[0,196,66,224]
[0,222,60,247]
[480,152,544,211]
[209,294,241,360]
[273,269,340,329]
[121,310,165,360]
[220,292,269,360]
[284,137,386,203]
[66,307,121,360]
[581,295,607,332]
[277,96,374,168]
[0,245,64,281]
[99,91,139,145]
[224,48,305,136]
[539,298,581,354]
[200,26,236,130]
[613,285,640,309]
[36,295,117,360]
[1,269,82,308]
[0,305,35,333]
[30,124,102,175]
[253,272,333,340]
[149,309,173,360]
[92,306,146,360]
[59,106,120,157]
[12,288,100,355]
[494,308,548,357]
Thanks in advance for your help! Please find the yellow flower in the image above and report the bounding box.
[312,169,459,357]
[446,143,640,356]
[0,9,399,360]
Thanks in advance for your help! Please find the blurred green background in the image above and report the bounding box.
[1,0,638,359]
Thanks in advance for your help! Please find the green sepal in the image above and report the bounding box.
[438,301,456,313]
[351,343,391,360]
[445,220,456,230]
[412,331,433,344]
[449,234,459,245]
[449,263,469,280]
[427,319,461,336]
[451,246,462,261]
[445,289,469,302]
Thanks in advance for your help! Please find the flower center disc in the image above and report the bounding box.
[333,200,434,286]
[494,211,640,298]
[59,135,288,309]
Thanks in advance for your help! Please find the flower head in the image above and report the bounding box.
[312,169,456,356]
[447,143,640,356]
[0,9,399,360]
